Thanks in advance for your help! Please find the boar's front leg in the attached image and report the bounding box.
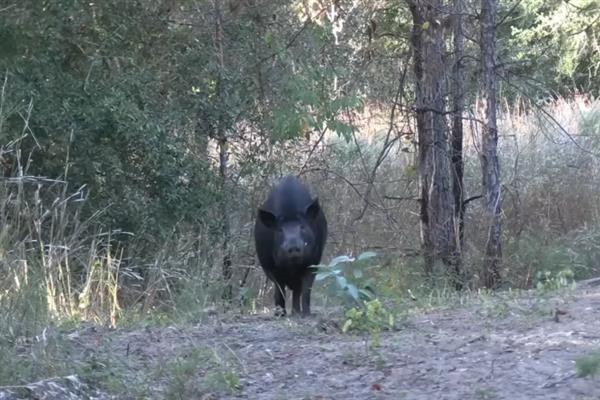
[274,281,286,316]
[301,271,316,317]
[291,283,302,315]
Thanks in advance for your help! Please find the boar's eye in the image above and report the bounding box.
[304,242,309,247]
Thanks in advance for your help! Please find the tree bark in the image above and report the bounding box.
[409,0,457,277]
[480,0,502,288]
[214,0,233,300]
[450,0,465,287]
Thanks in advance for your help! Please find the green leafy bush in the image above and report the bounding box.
[315,251,378,305]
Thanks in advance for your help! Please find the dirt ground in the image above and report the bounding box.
[3,281,600,399]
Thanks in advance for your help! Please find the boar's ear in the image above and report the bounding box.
[258,208,278,229]
[305,197,321,220]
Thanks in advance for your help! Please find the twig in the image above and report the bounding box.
[463,194,483,207]
[253,9,327,69]
[299,127,328,175]
[496,0,523,28]
[384,195,419,202]
[541,372,577,389]
[0,4,15,13]
[499,75,599,158]
[354,62,409,221]
[0,72,7,134]
[300,167,382,211]
[453,334,486,352]
[0,375,79,390]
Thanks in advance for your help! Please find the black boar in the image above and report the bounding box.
[254,175,327,316]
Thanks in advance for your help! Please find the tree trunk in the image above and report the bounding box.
[218,136,233,300]
[480,0,502,288]
[409,0,457,277]
[450,0,465,287]
[214,0,233,300]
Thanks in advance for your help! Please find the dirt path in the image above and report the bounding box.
[4,283,600,399]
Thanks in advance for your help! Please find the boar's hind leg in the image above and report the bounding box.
[301,271,316,317]
[274,282,286,316]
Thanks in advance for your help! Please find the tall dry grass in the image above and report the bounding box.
[0,167,128,337]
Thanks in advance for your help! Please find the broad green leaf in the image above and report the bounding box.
[336,275,348,289]
[315,271,334,281]
[357,251,377,261]
[359,288,375,300]
[347,284,359,301]
[329,255,355,267]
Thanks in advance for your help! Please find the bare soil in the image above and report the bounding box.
[3,281,600,399]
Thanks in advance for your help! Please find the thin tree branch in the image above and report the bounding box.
[299,167,383,211]
[384,195,419,202]
[499,74,600,158]
[463,194,483,206]
[496,0,523,28]
[253,8,327,68]
[299,127,328,175]
[354,61,409,222]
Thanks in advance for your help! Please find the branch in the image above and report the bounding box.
[463,194,483,207]
[299,167,383,212]
[496,0,523,28]
[0,4,15,13]
[566,14,600,36]
[354,61,410,222]
[253,8,327,68]
[498,74,600,158]
[413,106,456,116]
[384,195,419,202]
[299,127,328,175]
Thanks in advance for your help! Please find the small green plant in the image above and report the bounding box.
[206,369,242,393]
[80,353,128,395]
[342,299,394,347]
[474,387,497,399]
[316,252,394,347]
[164,346,242,399]
[479,291,511,319]
[166,349,206,399]
[576,351,600,378]
[535,268,576,294]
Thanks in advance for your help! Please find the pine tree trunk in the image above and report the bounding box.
[450,0,466,287]
[480,0,502,288]
[214,0,233,300]
[409,0,457,276]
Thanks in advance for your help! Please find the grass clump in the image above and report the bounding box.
[0,326,71,386]
[576,351,600,378]
[162,346,243,399]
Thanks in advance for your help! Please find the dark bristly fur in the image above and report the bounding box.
[254,176,327,316]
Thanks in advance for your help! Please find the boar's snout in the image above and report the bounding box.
[282,237,305,260]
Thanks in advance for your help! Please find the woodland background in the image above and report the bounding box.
[1,0,599,356]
